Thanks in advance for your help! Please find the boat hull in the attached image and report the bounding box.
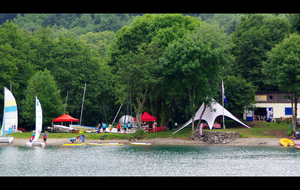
[130,142,151,146]
[150,127,166,133]
[62,143,86,146]
[26,142,45,147]
[0,137,14,143]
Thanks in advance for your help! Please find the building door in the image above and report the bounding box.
[246,108,253,121]
[266,107,273,122]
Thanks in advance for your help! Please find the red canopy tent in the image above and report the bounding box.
[141,112,157,121]
[52,113,79,122]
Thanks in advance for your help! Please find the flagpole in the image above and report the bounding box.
[222,79,225,130]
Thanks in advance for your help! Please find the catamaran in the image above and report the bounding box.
[26,96,45,147]
[0,87,18,143]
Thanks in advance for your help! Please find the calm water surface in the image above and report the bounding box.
[0,145,299,176]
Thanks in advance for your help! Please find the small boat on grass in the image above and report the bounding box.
[63,142,124,146]
[150,126,166,133]
[130,142,151,146]
[63,143,86,146]
[280,138,294,147]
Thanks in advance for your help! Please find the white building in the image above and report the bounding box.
[243,92,299,122]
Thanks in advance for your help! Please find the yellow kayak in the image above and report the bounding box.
[279,138,294,147]
[62,143,86,146]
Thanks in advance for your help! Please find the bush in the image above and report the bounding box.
[286,128,293,136]
[276,118,281,124]
[131,129,148,140]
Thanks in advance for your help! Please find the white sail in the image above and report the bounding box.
[1,87,18,136]
[33,96,42,142]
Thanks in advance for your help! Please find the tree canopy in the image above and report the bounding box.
[0,13,298,132]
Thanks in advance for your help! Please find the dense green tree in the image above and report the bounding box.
[205,14,244,34]
[109,14,203,127]
[160,23,227,131]
[78,31,116,59]
[263,33,300,134]
[231,14,291,91]
[288,14,300,33]
[223,75,256,117]
[21,69,63,130]
[48,35,112,126]
[114,43,161,129]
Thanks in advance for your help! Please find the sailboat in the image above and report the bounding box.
[0,87,18,143]
[26,96,45,147]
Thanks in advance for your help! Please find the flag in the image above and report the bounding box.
[222,79,228,106]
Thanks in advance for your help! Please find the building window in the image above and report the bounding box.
[269,96,273,99]
[285,107,292,115]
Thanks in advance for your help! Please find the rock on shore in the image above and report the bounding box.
[190,130,240,144]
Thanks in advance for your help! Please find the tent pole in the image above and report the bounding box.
[222,79,226,130]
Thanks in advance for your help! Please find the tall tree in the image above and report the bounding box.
[21,69,63,129]
[231,14,291,91]
[109,14,203,127]
[160,24,227,131]
[223,75,257,118]
[263,33,300,135]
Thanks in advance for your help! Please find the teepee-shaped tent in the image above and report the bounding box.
[173,99,250,134]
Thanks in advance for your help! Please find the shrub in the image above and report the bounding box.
[286,128,293,136]
[131,129,148,139]
[276,118,281,124]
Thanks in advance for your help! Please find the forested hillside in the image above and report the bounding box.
[0,13,298,131]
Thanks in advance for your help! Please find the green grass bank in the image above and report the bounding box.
[10,121,293,140]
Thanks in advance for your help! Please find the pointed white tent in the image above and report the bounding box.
[173,99,250,134]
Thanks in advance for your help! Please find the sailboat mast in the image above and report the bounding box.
[79,83,87,125]
[64,91,69,114]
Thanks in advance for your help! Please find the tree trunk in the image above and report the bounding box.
[293,94,298,136]
[135,87,148,131]
[192,114,194,132]
[196,103,206,130]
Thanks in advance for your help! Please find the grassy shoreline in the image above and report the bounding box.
[10,122,292,140]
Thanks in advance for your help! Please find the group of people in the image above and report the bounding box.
[70,135,85,144]
[116,122,132,134]
[29,131,48,145]
[96,122,113,133]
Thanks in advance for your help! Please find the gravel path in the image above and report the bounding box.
[1,137,283,147]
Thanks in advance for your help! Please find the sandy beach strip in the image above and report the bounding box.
[0,137,283,147]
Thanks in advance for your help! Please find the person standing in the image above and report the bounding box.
[97,123,101,133]
[123,123,127,134]
[109,124,113,133]
[168,119,173,130]
[102,122,107,133]
[117,122,121,133]
[80,135,85,143]
[42,131,48,145]
[127,122,132,133]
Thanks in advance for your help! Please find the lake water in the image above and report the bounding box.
[0,145,299,176]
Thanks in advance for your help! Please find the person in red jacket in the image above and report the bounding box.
[117,122,121,133]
